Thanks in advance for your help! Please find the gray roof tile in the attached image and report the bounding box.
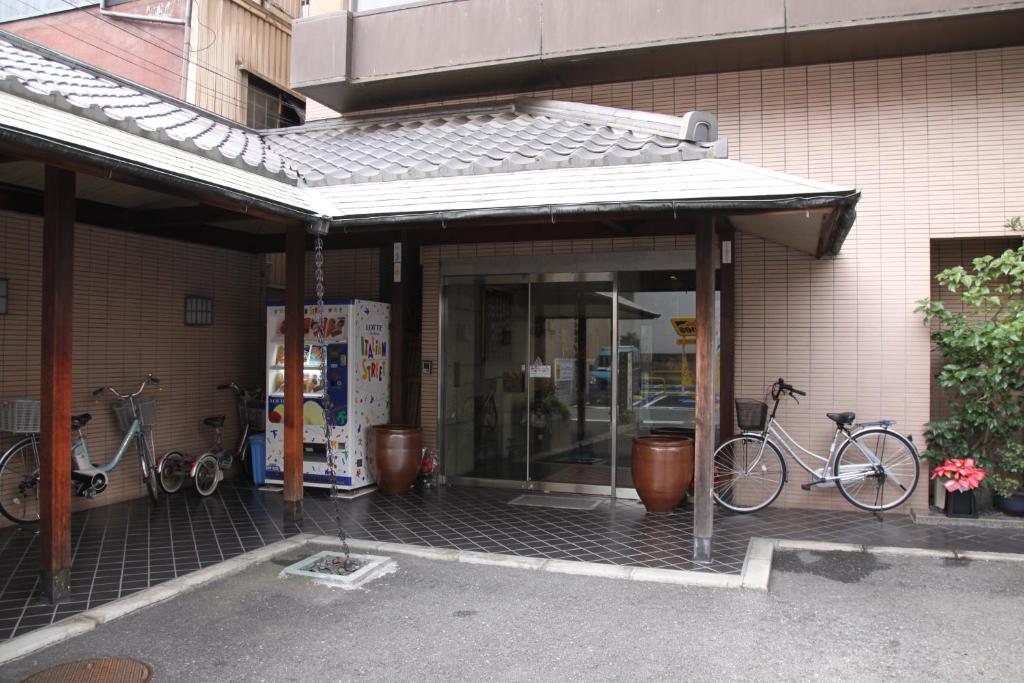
[0,32,729,189]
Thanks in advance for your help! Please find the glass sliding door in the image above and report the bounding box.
[442,276,529,481]
[526,274,613,488]
[614,270,720,489]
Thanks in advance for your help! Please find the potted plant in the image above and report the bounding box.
[931,458,988,518]
[916,217,1024,513]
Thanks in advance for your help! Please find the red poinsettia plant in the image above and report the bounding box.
[930,458,988,493]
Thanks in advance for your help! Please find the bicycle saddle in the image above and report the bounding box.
[827,412,856,426]
[203,415,226,428]
[71,413,92,429]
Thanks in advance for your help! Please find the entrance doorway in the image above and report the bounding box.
[441,257,718,496]
[441,273,614,492]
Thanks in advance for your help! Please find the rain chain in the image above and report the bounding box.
[313,235,354,570]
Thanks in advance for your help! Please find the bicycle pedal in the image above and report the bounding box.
[801,479,826,491]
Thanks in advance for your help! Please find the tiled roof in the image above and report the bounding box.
[0,32,726,188]
[0,35,297,182]
[264,101,726,186]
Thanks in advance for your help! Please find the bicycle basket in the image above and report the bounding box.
[0,398,40,434]
[246,405,265,432]
[114,398,157,432]
[735,399,768,431]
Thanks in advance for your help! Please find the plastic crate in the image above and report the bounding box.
[0,398,40,434]
[114,398,157,432]
[248,433,267,485]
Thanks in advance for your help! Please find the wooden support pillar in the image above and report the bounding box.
[39,166,75,603]
[384,236,422,425]
[283,223,306,525]
[719,225,736,444]
[693,216,716,563]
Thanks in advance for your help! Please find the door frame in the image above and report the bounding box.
[437,250,704,499]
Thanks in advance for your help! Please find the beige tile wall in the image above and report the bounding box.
[419,46,1024,510]
[0,211,265,523]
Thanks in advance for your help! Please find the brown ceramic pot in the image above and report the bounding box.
[631,435,695,513]
[368,425,422,495]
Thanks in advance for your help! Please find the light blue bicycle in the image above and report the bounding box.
[0,375,162,525]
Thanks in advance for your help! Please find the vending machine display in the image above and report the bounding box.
[264,299,390,490]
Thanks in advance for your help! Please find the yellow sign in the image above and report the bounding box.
[671,317,696,386]
[671,317,697,338]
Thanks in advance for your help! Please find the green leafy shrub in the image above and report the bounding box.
[916,217,1024,496]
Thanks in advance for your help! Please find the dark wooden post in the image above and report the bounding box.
[384,235,422,425]
[719,225,736,444]
[39,166,75,603]
[693,216,716,563]
[283,223,306,524]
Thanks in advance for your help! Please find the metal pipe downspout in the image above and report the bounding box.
[99,0,189,26]
[181,0,192,101]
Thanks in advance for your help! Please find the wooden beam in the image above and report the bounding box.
[693,216,716,563]
[39,167,75,603]
[283,223,306,524]
[0,182,280,252]
[719,224,736,444]
[123,205,254,229]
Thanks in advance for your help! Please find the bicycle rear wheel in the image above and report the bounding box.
[0,437,41,524]
[159,451,187,494]
[834,428,920,511]
[713,435,787,513]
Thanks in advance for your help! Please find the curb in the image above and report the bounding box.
[0,534,314,666]
[308,536,745,589]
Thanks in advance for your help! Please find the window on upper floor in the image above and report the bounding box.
[246,73,305,130]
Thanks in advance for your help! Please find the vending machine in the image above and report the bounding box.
[264,299,390,490]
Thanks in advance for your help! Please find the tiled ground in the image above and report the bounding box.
[2,484,1024,641]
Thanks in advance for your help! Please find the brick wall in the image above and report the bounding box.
[418,46,1024,510]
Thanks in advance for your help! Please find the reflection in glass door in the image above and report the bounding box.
[527,275,613,487]
[442,277,529,481]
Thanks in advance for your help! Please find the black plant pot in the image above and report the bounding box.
[994,493,1024,517]
[944,489,978,518]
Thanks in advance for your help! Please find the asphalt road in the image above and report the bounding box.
[2,546,1022,682]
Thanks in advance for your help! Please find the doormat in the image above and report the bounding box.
[509,494,602,511]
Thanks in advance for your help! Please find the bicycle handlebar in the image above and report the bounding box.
[218,382,262,401]
[93,374,161,400]
[773,378,807,399]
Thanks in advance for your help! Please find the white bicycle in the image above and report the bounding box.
[713,378,920,513]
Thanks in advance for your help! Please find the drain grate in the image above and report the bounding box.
[509,494,602,511]
[279,550,395,589]
[22,657,151,683]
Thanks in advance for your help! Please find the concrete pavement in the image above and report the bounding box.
[1,545,1021,681]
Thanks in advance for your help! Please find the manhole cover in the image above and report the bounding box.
[21,657,151,683]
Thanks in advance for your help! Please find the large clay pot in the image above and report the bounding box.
[631,436,694,513]
[368,425,422,495]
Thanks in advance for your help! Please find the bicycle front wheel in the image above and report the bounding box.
[0,437,41,524]
[194,454,220,497]
[713,434,787,513]
[138,436,160,504]
[159,451,187,494]
[834,428,920,512]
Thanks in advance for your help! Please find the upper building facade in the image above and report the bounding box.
[293,0,1024,112]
